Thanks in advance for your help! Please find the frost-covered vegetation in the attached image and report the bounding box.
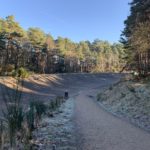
[97,76,150,131]
[0,77,66,149]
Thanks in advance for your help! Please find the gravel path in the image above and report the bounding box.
[74,87,150,150]
[2,73,150,149]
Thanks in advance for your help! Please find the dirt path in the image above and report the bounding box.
[74,88,150,150]
[2,73,150,149]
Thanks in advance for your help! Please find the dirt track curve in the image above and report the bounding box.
[74,77,150,150]
[1,73,150,149]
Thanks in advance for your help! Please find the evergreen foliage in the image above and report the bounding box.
[0,15,125,74]
[121,0,150,76]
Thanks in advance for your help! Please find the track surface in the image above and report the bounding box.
[74,75,150,150]
[1,73,150,149]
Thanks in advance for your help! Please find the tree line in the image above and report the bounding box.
[121,0,150,77]
[0,15,125,75]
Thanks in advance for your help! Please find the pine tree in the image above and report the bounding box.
[121,0,150,76]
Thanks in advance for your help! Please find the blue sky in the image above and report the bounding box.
[0,0,131,43]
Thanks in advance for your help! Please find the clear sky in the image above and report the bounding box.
[0,0,131,43]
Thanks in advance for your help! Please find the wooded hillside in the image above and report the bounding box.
[0,16,125,75]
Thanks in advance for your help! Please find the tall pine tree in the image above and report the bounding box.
[121,0,150,76]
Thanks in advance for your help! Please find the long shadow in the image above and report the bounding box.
[0,78,63,108]
[0,73,121,110]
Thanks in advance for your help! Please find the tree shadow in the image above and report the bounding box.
[0,76,64,110]
[0,73,121,112]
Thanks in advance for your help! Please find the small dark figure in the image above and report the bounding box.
[64,90,69,99]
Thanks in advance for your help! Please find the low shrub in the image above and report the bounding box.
[3,104,24,147]
[1,78,24,147]
[31,101,47,120]
[49,96,64,111]
[12,67,30,78]
[49,100,56,110]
